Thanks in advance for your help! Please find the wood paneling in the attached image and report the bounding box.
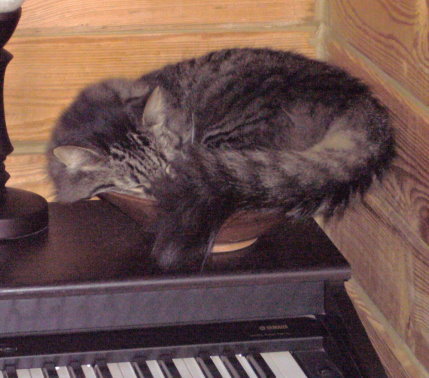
[4,29,316,142]
[324,39,429,370]
[323,193,429,363]
[327,1,429,373]
[5,153,54,200]
[329,0,429,106]
[18,0,314,31]
[3,0,317,200]
[346,279,428,378]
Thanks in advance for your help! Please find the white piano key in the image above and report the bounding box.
[54,368,70,378]
[107,364,123,378]
[172,359,192,377]
[210,357,231,378]
[182,358,205,378]
[117,363,137,378]
[29,369,45,378]
[235,355,258,378]
[262,352,307,378]
[271,351,307,377]
[146,361,165,378]
[16,370,31,378]
[0,371,3,378]
[81,365,97,378]
[260,353,284,377]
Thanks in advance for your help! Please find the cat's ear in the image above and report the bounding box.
[52,146,105,171]
[141,87,181,159]
[141,86,167,127]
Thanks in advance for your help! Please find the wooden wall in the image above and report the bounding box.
[320,0,429,376]
[3,0,317,199]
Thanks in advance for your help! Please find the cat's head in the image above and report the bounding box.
[48,80,179,202]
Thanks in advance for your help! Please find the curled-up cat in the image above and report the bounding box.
[48,48,394,271]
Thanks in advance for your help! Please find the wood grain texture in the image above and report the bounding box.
[324,195,429,371]
[4,29,316,143]
[17,0,314,31]
[328,0,429,106]
[324,39,429,370]
[346,279,429,377]
[5,153,54,200]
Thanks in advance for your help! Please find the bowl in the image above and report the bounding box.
[99,192,282,253]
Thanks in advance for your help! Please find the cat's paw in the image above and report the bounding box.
[152,243,185,271]
[151,243,206,272]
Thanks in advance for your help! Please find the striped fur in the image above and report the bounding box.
[48,48,394,271]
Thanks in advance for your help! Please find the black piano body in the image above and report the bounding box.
[0,201,386,377]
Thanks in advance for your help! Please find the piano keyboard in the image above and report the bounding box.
[1,351,309,378]
[0,314,377,377]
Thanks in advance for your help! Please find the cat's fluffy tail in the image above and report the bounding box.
[151,101,394,270]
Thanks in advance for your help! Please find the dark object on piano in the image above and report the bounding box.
[0,8,49,240]
[0,201,386,377]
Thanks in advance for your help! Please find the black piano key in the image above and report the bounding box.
[196,355,222,378]
[66,367,76,378]
[132,359,154,378]
[94,361,112,378]
[165,360,182,378]
[68,362,85,378]
[245,354,275,378]
[43,363,59,378]
[224,353,249,377]
[3,366,18,378]
[220,356,241,378]
[157,358,180,378]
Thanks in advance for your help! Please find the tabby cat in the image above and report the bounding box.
[48,48,394,271]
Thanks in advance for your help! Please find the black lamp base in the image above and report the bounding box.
[0,8,49,240]
[0,187,48,239]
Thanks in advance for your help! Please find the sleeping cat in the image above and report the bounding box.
[48,48,394,271]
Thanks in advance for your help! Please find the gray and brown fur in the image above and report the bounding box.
[48,48,394,271]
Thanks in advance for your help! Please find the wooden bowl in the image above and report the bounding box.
[99,192,282,253]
